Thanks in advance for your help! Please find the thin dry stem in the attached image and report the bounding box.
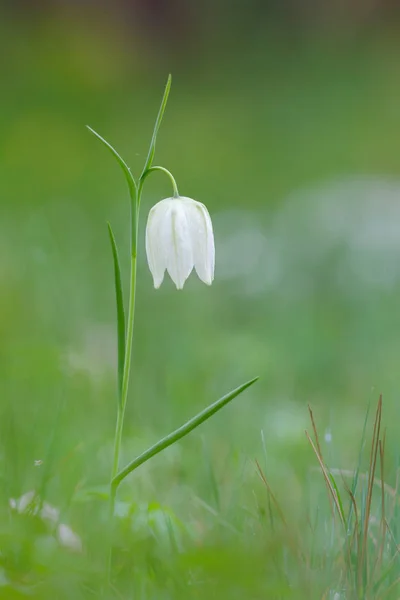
[255,459,287,527]
[378,435,387,564]
[305,430,345,527]
[325,468,396,500]
[308,405,335,516]
[255,459,306,564]
[359,396,382,586]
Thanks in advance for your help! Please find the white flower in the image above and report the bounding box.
[145,196,215,290]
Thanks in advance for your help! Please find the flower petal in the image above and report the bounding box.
[145,199,171,288]
[186,199,215,285]
[164,202,194,289]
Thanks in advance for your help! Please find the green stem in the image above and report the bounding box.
[141,166,180,198]
[109,167,142,499]
[108,164,144,510]
[108,252,137,580]
[109,163,178,517]
[109,252,137,514]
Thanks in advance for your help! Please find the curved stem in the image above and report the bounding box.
[99,78,173,578]
[106,78,173,569]
[140,166,180,198]
[110,161,178,511]
[108,162,178,525]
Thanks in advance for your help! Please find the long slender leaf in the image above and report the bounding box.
[347,398,372,528]
[360,396,382,582]
[141,74,172,176]
[87,125,138,255]
[86,126,137,201]
[107,222,126,404]
[329,471,347,529]
[113,376,259,488]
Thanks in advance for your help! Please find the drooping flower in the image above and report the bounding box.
[145,196,215,290]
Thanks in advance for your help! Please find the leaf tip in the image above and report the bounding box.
[240,376,259,393]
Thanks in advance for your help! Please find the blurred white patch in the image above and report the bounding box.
[41,502,60,523]
[324,430,332,443]
[214,209,282,295]
[9,490,35,512]
[282,176,400,292]
[64,323,116,383]
[263,401,308,442]
[10,491,59,522]
[57,523,83,552]
[9,491,82,552]
[215,176,400,296]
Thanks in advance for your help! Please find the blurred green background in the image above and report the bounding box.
[1,1,400,597]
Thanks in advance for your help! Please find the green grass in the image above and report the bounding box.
[2,10,400,598]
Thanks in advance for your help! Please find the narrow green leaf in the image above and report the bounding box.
[141,74,172,176]
[113,376,259,488]
[373,560,398,595]
[87,125,138,254]
[202,437,220,511]
[87,126,137,202]
[352,401,371,498]
[107,222,126,403]
[328,471,347,529]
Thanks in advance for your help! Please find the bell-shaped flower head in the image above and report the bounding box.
[145,196,215,290]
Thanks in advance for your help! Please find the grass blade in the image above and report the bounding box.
[329,471,347,530]
[113,376,258,488]
[107,222,126,404]
[360,396,382,581]
[141,74,172,176]
[347,397,372,527]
